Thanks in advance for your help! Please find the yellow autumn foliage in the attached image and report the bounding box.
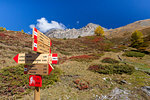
[94,26,104,36]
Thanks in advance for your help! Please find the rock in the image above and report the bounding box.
[119,80,127,85]
[46,23,108,39]
[18,87,25,92]
[141,86,150,96]
[99,88,131,100]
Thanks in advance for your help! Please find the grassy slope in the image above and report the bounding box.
[0,30,150,99]
[22,52,150,100]
[0,31,33,69]
[23,37,150,99]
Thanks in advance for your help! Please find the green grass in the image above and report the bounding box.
[121,61,150,74]
[60,51,72,55]
[101,57,120,64]
[123,51,145,57]
[127,71,150,86]
[88,64,135,75]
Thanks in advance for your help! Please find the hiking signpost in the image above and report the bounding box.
[13,27,58,100]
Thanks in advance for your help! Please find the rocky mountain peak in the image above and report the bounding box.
[46,23,106,39]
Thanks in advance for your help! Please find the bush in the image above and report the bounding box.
[73,79,89,90]
[0,64,62,96]
[0,27,4,31]
[63,38,66,40]
[69,54,100,62]
[101,57,119,64]
[123,51,145,57]
[88,64,135,75]
[69,55,94,62]
[78,36,81,38]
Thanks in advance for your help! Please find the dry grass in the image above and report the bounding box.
[18,52,150,100]
[0,31,150,99]
[0,31,33,69]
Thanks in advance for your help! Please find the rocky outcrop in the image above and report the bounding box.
[46,23,108,39]
[141,86,150,96]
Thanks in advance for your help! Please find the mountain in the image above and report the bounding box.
[46,23,108,39]
[46,19,150,39]
[0,20,150,99]
[105,19,150,38]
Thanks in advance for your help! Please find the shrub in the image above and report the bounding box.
[69,55,93,62]
[123,51,145,57]
[78,36,81,38]
[69,54,100,62]
[101,57,119,64]
[0,64,62,96]
[63,38,66,40]
[60,51,71,55]
[73,79,89,90]
[88,64,135,75]
[0,27,4,31]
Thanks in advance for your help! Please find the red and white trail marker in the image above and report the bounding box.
[48,63,54,75]
[29,75,42,87]
[33,28,38,40]
[51,53,58,64]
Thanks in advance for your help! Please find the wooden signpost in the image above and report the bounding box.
[13,53,50,64]
[24,64,49,75]
[32,39,51,54]
[24,64,54,75]
[32,27,52,54]
[13,27,58,100]
[32,28,51,46]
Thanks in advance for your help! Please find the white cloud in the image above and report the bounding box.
[29,24,35,29]
[29,17,66,33]
[77,21,79,24]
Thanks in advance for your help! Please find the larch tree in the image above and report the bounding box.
[94,26,104,36]
[21,29,25,33]
[130,30,144,49]
[3,27,6,31]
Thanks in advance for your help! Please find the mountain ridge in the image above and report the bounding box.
[46,19,150,39]
[46,23,108,39]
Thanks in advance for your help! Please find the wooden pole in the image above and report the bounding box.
[34,87,40,100]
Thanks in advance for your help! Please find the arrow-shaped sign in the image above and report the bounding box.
[24,63,54,75]
[32,39,50,54]
[32,27,51,46]
[13,53,50,64]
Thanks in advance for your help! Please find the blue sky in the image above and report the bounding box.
[0,0,150,33]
